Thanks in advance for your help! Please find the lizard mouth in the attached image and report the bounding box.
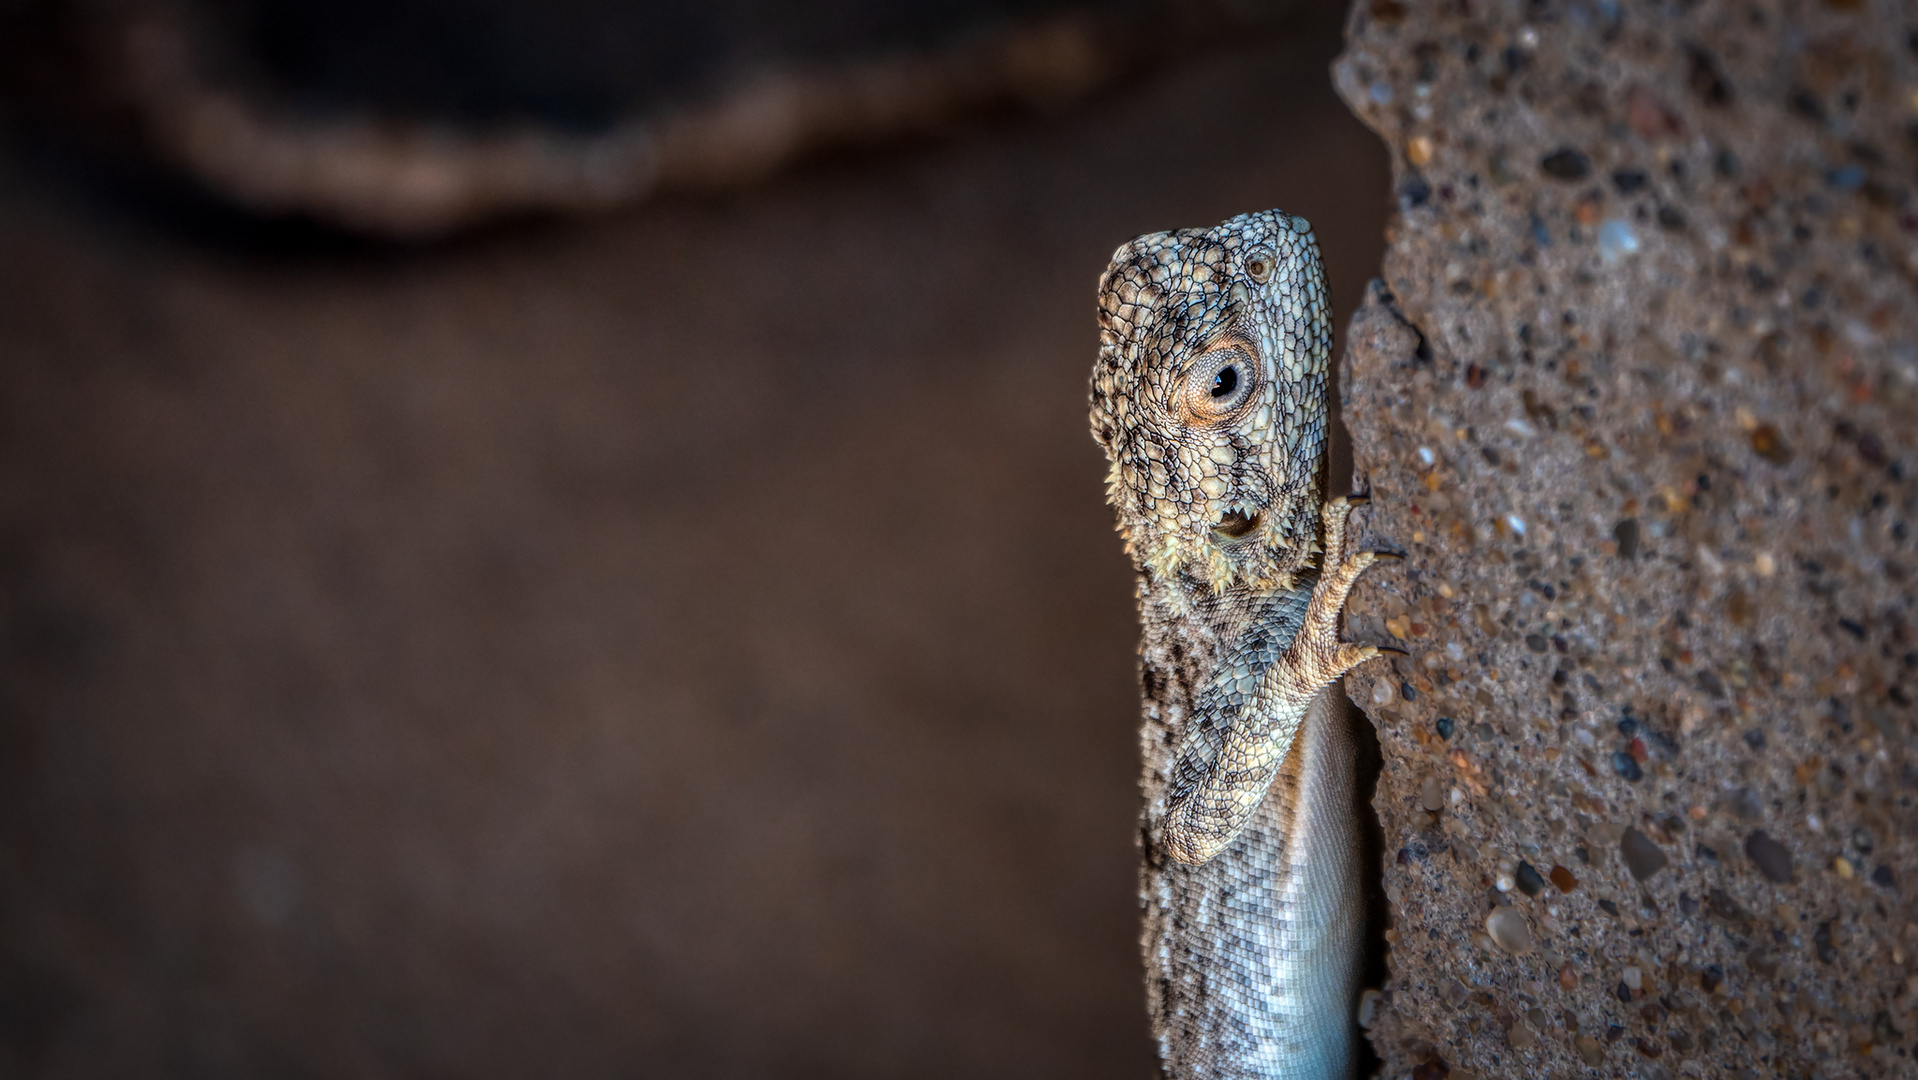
[1213,509,1261,539]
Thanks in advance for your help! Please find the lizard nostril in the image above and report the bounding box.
[1214,510,1260,538]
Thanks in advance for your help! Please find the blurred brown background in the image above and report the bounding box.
[0,0,1387,1074]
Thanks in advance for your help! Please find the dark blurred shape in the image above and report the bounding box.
[6,0,1318,235]
[223,0,1127,126]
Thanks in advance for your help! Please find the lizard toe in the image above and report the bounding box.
[1333,642,1389,673]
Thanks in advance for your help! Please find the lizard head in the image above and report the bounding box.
[1088,210,1332,594]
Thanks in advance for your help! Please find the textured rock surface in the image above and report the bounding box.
[1331,1,1918,1077]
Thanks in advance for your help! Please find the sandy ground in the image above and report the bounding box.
[0,17,1386,1077]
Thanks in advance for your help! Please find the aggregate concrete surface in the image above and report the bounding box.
[1333,1,1918,1077]
[0,14,1387,1078]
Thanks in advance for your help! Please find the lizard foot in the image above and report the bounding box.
[1282,495,1395,690]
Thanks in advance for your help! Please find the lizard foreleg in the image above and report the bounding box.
[1160,496,1394,864]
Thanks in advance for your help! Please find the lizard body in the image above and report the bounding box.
[1088,210,1389,1079]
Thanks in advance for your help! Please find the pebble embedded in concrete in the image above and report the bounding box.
[1484,909,1533,955]
[1513,861,1545,896]
[1619,828,1668,881]
[1745,830,1793,884]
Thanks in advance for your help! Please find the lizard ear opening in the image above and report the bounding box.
[1214,509,1261,538]
[1179,345,1257,424]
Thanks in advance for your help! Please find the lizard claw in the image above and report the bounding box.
[1373,643,1410,657]
[1332,643,1389,671]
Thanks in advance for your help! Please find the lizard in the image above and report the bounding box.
[1087,209,1395,1079]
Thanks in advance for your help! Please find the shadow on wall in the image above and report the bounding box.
[0,0,1388,1076]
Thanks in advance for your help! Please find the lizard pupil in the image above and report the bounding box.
[1210,366,1239,398]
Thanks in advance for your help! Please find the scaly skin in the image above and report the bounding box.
[1088,210,1392,1078]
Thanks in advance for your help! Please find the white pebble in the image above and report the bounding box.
[1597,219,1639,264]
[1356,988,1383,1029]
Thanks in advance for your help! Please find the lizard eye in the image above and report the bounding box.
[1180,346,1256,422]
[1244,248,1276,283]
